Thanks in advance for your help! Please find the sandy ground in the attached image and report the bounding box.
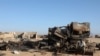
[87,38,100,43]
[0,50,52,56]
[93,51,100,56]
[0,50,93,56]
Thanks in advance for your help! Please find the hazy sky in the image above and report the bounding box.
[0,0,100,34]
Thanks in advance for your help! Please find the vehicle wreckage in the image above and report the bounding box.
[0,22,99,55]
[37,22,96,54]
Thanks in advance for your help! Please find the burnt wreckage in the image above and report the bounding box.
[0,22,98,54]
[38,22,95,54]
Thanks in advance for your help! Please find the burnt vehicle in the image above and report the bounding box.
[0,22,96,55]
[38,22,96,54]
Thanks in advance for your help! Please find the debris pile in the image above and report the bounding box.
[0,22,100,55]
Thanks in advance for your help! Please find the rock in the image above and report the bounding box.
[12,50,20,54]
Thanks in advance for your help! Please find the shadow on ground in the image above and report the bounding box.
[0,53,5,56]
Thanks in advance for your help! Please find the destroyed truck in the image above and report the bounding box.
[38,22,96,54]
